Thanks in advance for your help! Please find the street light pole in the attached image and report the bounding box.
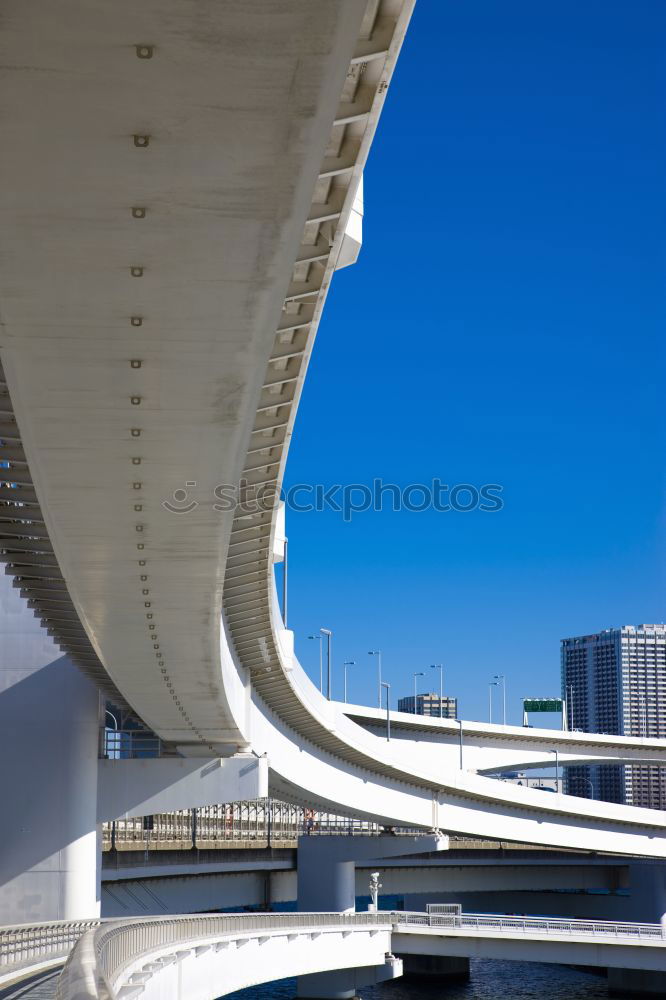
[430,663,443,718]
[308,635,323,693]
[413,671,425,714]
[368,650,382,709]
[549,749,560,792]
[343,661,355,703]
[320,628,332,700]
[494,674,506,725]
[489,680,498,723]
[381,681,391,741]
[282,538,288,627]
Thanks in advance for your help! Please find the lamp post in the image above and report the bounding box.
[320,628,332,700]
[549,748,560,792]
[489,680,499,723]
[430,663,443,717]
[369,871,382,912]
[308,634,323,693]
[368,650,382,708]
[343,661,355,703]
[381,681,391,741]
[282,538,288,627]
[413,671,425,714]
[105,708,119,760]
[493,674,506,725]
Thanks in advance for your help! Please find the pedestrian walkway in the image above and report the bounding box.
[0,970,59,1000]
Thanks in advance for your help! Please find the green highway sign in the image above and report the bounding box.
[523,698,563,714]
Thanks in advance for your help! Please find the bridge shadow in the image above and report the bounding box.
[0,654,99,897]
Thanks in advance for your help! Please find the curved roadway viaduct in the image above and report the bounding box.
[3,912,666,1000]
[2,0,666,944]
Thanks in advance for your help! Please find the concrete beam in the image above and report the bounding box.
[98,755,268,821]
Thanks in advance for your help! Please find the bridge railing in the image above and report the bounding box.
[393,910,664,940]
[102,798,382,851]
[55,912,391,1000]
[3,909,665,994]
[0,919,101,982]
[100,729,164,759]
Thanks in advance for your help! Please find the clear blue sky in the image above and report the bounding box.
[282,0,666,724]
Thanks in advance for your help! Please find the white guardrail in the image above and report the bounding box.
[0,919,101,983]
[398,908,665,940]
[1,910,664,997]
[55,913,390,1000]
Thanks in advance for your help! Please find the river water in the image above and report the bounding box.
[217,961,629,1000]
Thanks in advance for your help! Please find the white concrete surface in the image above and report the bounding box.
[98,756,267,822]
[3,0,666,879]
[0,574,100,924]
[0,0,375,754]
[53,915,396,1000]
[393,916,666,974]
[346,703,666,770]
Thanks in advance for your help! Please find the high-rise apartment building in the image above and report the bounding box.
[561,624,666,808]
[397,692,457,718]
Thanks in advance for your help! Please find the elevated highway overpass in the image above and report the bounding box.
[345,703,666,772]
[2,0,666,944]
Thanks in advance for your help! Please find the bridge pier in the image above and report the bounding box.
[607,868,666,997]
[0,573,100,923]
[400,953,470,982]
[296,833,444,999]
[608,968,666,996]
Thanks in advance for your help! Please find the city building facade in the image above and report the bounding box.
[398,692,457,718]
[561,624,666,808]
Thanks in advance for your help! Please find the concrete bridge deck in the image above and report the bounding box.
[3,911,666,999]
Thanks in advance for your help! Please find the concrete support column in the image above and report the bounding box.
[606,865,666,996]
[0,573,101,922]
[400,954,469,982]
[608,969,666,997]
[626,863,666,922]
[296,833,445,1000]
[297,840,357,999]
[298,855,356,914]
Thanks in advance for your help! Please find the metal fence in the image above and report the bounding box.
[395,910,665,940]
[4,909,664,996]
[100,729,163,759]
[102,799,381,851]
[0,919,101,978]
[55,912,392,1000]
[425,903,462,920]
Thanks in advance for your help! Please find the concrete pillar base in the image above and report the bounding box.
[399,954,470,981]
[608,968,666,996]
[296,972,358,1000]
[295,836,444,999]
[0,573,101,923]
[297,956,402,999]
